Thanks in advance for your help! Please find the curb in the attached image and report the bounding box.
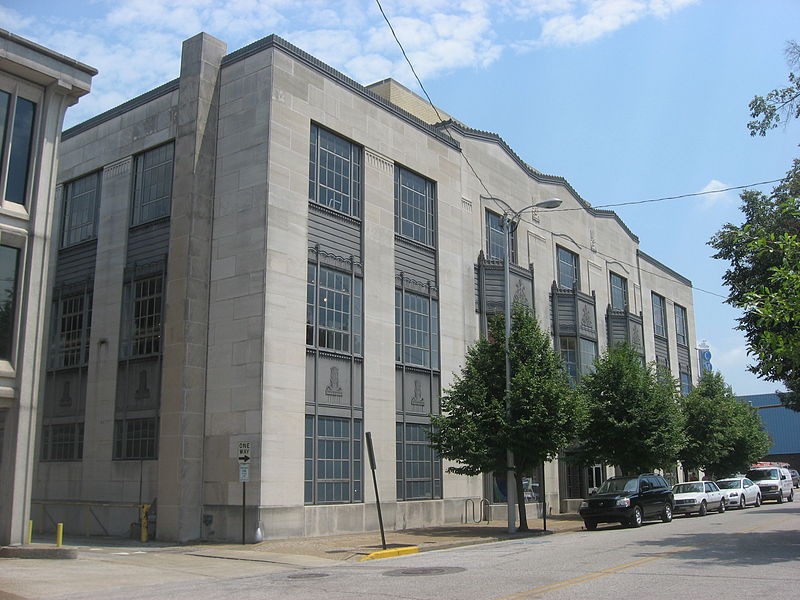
[360,546,419,561]
[0,546,78,559]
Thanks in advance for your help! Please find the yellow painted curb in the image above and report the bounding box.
[360,546,420,561]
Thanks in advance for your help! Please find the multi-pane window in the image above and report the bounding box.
[114,417,158,460]
[610,272,628,310]
[1,90,37,206]
[674,304,688,346]
[560,336,577,384]
[40,423,84,462]
[486,210,516,263]
[680,369,692,396]
[396,422,442,501]
[51,293,92,369]
[304,415,362,504]
[62,172,100,247]
[580,338,597,376]
[132,143,174,225]
[557,246,579,290]
[118,275,163,359]
[395,167,435,246]
[308,124,362,218]
[0,245,20,361]
[306,264,362,355]
[652,293,667,338]
[395,290,439,369]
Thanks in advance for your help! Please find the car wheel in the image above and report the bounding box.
[629,506,643,528]
[698,501,708,516]
[755,494,761,507]
[661,503,673,523]
[739,495,746,509]
[718,499,726,513]
[777,491,784,504]
[584,520,598,531]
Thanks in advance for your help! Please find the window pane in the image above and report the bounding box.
[395,167,435,246]
[610,273,627,310]
[652,293,666,337]
[486,211,514,262]
[0,245,20,361]
[557,247,578,290]
[6,97,36,205]
[674,304,688,346]
[133,143,174,225]
[560,336,577,384]
[580,338,597,376]
[63,173,99,247]
[309,126,362,218]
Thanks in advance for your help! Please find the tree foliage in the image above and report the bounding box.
[680,371,771,478]
[576,344,685,475]
[747,41,800,136]
[430,303,584,530]
[709,161,800,409]
[710,40,800,410]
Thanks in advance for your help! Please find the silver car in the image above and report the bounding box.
[716,477,762,509]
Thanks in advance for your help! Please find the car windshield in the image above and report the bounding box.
[597,477,638,493]
[716,480,740,489]
[746,469,778,481]
[673,483,703,494]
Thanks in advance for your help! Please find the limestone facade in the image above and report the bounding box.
[34,33,697,542]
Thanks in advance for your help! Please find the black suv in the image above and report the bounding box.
[579,474,674,530]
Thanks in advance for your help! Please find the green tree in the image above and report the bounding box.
[430,303,584,531]
[576,344,685,475]
[747,41,800,136]
[709,162,800,409]
[680,371,771,479]
[711,40,800,410]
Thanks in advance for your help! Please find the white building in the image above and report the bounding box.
[33,33,697,543]
[0,30,95,546]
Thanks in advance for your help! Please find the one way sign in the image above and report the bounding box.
[238,441,251,463]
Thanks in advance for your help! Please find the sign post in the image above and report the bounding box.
[238,442,252,545]
[365,432,386,550]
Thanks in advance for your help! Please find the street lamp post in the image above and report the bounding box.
[492,197,562,534]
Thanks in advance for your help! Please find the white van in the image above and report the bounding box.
[745,467,795,503]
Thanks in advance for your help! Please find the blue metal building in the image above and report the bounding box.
[740,393,800,468]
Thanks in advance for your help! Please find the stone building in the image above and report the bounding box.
[33,33,698,543]
[0,30,95,546]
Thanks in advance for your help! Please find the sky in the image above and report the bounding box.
[4,0,798,396]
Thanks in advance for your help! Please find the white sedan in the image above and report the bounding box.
[672,481,726,516]
[716,477,762,509]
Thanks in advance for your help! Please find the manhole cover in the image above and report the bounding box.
[384,567,466,577]
[287,572,330,580]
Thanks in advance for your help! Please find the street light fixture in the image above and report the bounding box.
[483,196,562,533]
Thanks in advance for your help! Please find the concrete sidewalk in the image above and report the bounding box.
[1,513,584,564]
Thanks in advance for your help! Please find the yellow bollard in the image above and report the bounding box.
[27,520,33,545]
[56,523,63,547]
[140,504,150,543]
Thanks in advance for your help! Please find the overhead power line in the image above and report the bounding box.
[373,1,755,303]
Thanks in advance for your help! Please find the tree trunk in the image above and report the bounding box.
[515,472,529,531]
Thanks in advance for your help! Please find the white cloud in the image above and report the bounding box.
[8,0,697,126]
[696,179,739,211]
[536,0,700,47]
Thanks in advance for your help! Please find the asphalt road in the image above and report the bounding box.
[2,501,798,600]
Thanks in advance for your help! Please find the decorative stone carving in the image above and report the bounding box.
[325,366,343,398]
[410,379,425,407]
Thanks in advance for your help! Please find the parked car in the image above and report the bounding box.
[745,467,795,503]
[789,469,800,488]
[672,481,726,516]
[716,477,762,509]
[579,474,673,530]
